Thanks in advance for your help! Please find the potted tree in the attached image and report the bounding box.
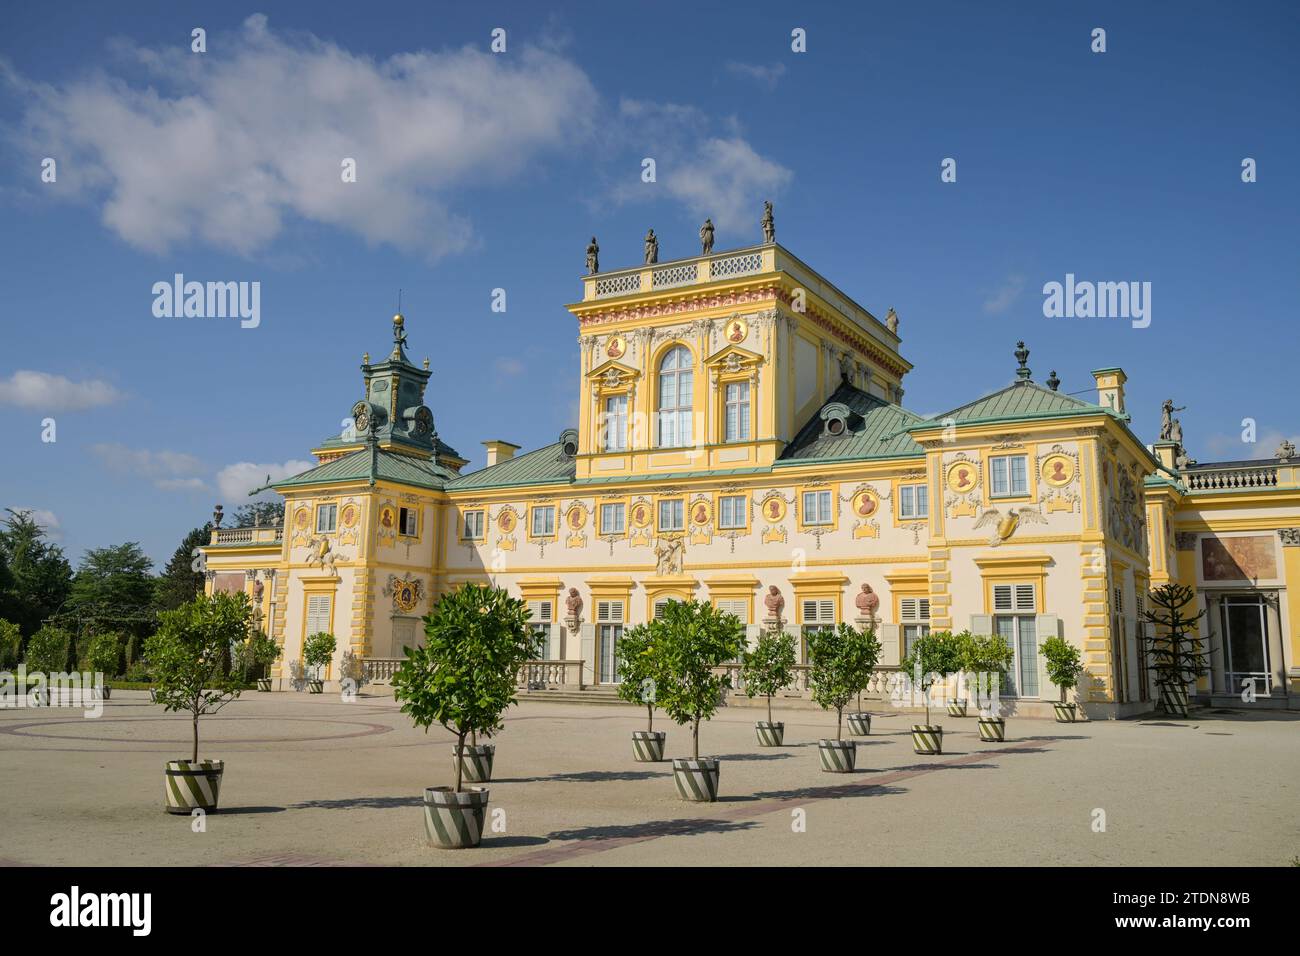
[808,623,881,772]
[947,631,975,717]
[84,631,122,700]
[145,593,249,814]
[899,631,961,754]
[24,626,71,704]
[844,624,882,736]
[1139,583,1211,718]
[237,630,281,692]
[302,631,335,694]
[741,630,797,746]
[651,600,745,802]
[616,626,666,761]
[1041,636,1086,721]
[392,583,535,849]
[964,632,1015,741]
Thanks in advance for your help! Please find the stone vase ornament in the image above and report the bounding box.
[846,713,871,736]
[1052,701,1078,723]
[818,739,857,772]
[423,787,489,849]
[977,716,1006,742]
[672,758,720,802]
[164,759,224,814]
[911,723,944,754]
[755,720,784,746]
[453,744,495,783]
[632,730,666,762]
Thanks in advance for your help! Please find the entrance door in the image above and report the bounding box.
[598,624,622,684]
[1221,595,1271,697]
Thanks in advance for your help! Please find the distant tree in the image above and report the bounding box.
[0,619,21,670]
[233,501,284,528]
[70,543,155,611]
[0,509,73,643]
[155,524,212,612]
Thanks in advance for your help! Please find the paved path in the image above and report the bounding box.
[1,691,1295,866]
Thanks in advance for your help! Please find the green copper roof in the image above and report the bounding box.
[916,380,1101,427]
[777,382,926,464]
[446,442,577,491]
[275,447,458,491]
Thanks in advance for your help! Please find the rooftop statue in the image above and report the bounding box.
[700,218,714,255]
[761,200,775,243]
[885,307,899,334]
[1159,399,1186,442]
[585,236,599,275]
[644,229,658,264]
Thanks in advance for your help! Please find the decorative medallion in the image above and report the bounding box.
[630,500,652,529]
[605,335,627,360]
[293,507,310,531]
[759,493,787,523]
[945,460,979,495]
[498,509,517,534]
[1041,453,1076,487]
[723,316,748,344]
[340,503,360,528]
[850,489,880,519]
[384,574,425,613]
[690,498,712,527]
[566,503,588,531]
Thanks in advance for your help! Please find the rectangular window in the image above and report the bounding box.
[399,506,418,537]
[600,502,625,535]
[724,381,751,442]
[596,600,624,684]
[530,506,555,537]
[800,599,837,663]
[900,597,931,660]
[898,484,929,519]
[527,600,553,660]
[714,598,750,622]
[306,594,331,635]
[990,454,1029,498]
[718,495,747,530]
[993,583,1039,697]
[602,394,628,452]
[461,510,484,540]
[315,503,337,533]
[802,490,833,526]
[658,499,684,532]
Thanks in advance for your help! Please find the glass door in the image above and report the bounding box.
[599,624,622,684]
[1221,595,1271,697]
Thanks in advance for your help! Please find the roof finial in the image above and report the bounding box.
[1046,369,1060,391]
[1014,341,1032,381]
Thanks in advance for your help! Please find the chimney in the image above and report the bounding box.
[482,439,521,467]
[1091,367,1127,414]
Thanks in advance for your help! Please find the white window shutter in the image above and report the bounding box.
[970,614,993,637]
[802,599,818,622]
[1015,584,1037,612]
[900,597,917,621]
[820,599,835,622]
[579,624,596,686]
[744,624,762,653]
[1036,614,1063,701]
[918,598,931,621]
[993,585,1013,612]
[878,623,901,666]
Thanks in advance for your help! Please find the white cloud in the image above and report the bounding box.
[0,370,123,411]
[724,61,786,90]
[493,357,525,377]
[982,275,1026,315]
[91,442,203,478]
[154,478,210,492]
[3,508,62,541]
[216,460,314,501]
[7,14,597,260]
[609,99,792,238]
[1203,429,1298,461]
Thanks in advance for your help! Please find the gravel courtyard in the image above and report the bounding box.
[1,689,1296,867]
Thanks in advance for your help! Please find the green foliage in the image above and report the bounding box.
[741,631,798,701]
[1139,583,1211,695]
[154,524,211,613]
[0,619,20,669]
[645,600,746,759]
[84,632,124,678]
[899,631,963,725]
[70,542,155,612]
[233,501,284,528]
[0,509,73,640]
[1040,636,1085,702]
[124,661,150,684]
[144,592,251,762]
[25,626,72,673]
[391,583,536,791]
[958,631,1015,704]
[236,630,282,680]
[302,632,336,674]
[615,625,662,731]
[807,623,882,739]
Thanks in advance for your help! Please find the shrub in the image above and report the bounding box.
[84,632,124,679]
[959,632,1015,715]
[741,630,798,725]
[236,630,282,681]
[302,632,336,680]
[0,619,21,670]
[1041,636,1085,704]
[25,626,72,674]
[899,631,962,725]
[807,623,882,740]
[616,625,662,733]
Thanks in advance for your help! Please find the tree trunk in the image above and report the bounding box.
[766,694,773,725]
[692,718,699,760]
[455,730,467,793]
[191,714,199,763]
[646,704,653,734]
[836,706,843,741]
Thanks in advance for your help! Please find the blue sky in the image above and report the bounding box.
[1,0,1297,567]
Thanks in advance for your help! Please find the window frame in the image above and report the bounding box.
[655,345,694,449]
[897,483,929,520]
[657,497,685,533]
[989,453,1030,499]
[717,494,748,531]
[599,501,626,536]
[460,509,485,541]
[529,504,557,539]
[723,380,751,443]
[315,503,337,534]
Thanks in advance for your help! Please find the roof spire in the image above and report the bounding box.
[1014,341,1032,382]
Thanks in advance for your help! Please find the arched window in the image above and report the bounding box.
[657,346,693,448]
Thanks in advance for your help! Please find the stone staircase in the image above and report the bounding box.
[514,686,635,707]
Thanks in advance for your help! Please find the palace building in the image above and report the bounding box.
[202,238,1300,717]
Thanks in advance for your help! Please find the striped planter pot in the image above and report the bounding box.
[453,744,495,783]
[911,724,944,754]
[632,731,666,762]
[308,680,324,694]
[423,787,489,849]
[672,758,720,802]
[1052,702,1078,723]
[164,759,224,814]
[947,700,968,718]
[977,717,1006,742]
[846,713,871,736]
[755,721,785,747]
[256,678,272,692]
[148,688,158,703]
[818,739,857,773]
[1161,683,1190,718]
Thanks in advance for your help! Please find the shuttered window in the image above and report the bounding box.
[900,597,931,659]
[596,601,624,623]
[993,583,1038,697]
[993,583,1037,613]
[306,594,331,638]
[714,598,749,622]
